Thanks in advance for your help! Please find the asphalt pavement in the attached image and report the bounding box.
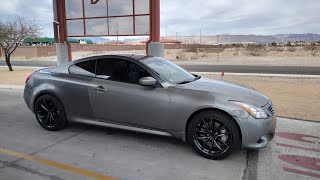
[0,89,319,180]
[1,60,320,75]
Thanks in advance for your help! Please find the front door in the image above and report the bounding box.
[89,58,170,130]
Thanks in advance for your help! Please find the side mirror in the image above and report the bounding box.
[139,77,157,86]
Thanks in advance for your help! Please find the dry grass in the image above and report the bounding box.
[0,67,38,85]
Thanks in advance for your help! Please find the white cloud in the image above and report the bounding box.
[161,0,320,35]
[0,0,319,37]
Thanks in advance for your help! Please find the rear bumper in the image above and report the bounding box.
[23,86,34,112]
[239,116,277,149]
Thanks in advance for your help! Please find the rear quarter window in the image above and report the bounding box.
[69,60,96,77]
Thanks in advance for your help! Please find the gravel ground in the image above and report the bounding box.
[0,67,319,121]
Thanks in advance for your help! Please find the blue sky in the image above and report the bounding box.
[0,0,319,38]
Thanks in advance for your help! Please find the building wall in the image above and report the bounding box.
[0,44,217,59]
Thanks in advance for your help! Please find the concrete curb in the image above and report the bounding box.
[192,72,320,78]
[0,66,43,69]
[0,85,24,90]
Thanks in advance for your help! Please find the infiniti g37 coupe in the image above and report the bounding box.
[24,54,276,159]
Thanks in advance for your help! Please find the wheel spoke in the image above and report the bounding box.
[49,115,52,125]
[208,139,214,153]
[51,105,57,111]
[210,118,215,129]
[43,114,50,123]
[216,138,230,148]
[194,129,207,134]
[202,119,210,132]
[216,132,231,137]
[38,114,47,118]
[217,125,226,132]
[51,112,58,117]
[40,104,49,112]
[202,138,210,150]
[196,136,210,139]
[212,139,223,151]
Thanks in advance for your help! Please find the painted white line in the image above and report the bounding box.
[0,85,24,90]
[192,72,320,78]
[0,66,43,69]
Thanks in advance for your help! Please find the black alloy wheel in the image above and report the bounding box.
[35,94,67,131]
[187,111,240,160]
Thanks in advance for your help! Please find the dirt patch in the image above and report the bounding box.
[0,67,38,85]
[202,74,320,121]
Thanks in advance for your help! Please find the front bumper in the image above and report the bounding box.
[238,115,277,149]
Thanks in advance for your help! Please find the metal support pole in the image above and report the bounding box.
[147,0,164,57]
[55,0,72,64]
[151,0,160,42]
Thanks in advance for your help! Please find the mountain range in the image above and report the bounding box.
[86,33,320,45]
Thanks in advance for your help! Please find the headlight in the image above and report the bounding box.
[230,101,268,119]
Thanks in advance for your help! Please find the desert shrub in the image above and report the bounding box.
[184,45,202,53]
[245,44,264,56]
[270,46,284,52]
[287,46,296,52]
[270,42,277,46]
[186,46,225,54]
[203,48,225,53]
[303,45,318,51]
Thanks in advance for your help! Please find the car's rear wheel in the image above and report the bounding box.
[34,94,67,131]
[187,110,240,160]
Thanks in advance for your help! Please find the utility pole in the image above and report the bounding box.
[193,34,196,44]
[116,23,119,44]
[200,28,202,45]
[166,26,167,39]
[217,35,219,45]
[176,32,178,42]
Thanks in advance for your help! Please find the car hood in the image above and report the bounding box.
[178,77,269,107]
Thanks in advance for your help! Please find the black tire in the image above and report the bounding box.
[187,110,240,160]
[34,94,68,131]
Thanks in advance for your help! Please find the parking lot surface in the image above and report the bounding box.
[0,89,319,180]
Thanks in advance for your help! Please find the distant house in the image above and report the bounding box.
[68,38,94,44]
[23,38,93,46]
[23,38,55,46]
[140,39,182,44]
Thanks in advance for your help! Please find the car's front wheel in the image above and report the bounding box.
[187,110,240,160]
[34,94,67,131]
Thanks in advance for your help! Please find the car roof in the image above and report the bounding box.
[72,54,153,65]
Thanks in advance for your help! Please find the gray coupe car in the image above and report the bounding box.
[24,54,276,159]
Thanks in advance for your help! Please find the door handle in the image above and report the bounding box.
[94,86,108,93]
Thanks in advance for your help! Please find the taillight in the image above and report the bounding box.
[25,74,33,85]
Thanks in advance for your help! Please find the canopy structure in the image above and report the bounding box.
[53,0,161,63]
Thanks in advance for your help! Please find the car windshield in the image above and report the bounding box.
[141,57,198,84]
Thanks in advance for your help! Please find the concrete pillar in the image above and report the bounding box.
[147,0,164,57]
[56,43,69,65]
[148,42,164,57]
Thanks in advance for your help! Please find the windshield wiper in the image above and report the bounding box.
[177,80,194,84]
[177,76,201,84]
[195,75,201,80]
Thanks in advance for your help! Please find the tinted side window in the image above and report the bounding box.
[96,59,151,84]
[69,60,96,77]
